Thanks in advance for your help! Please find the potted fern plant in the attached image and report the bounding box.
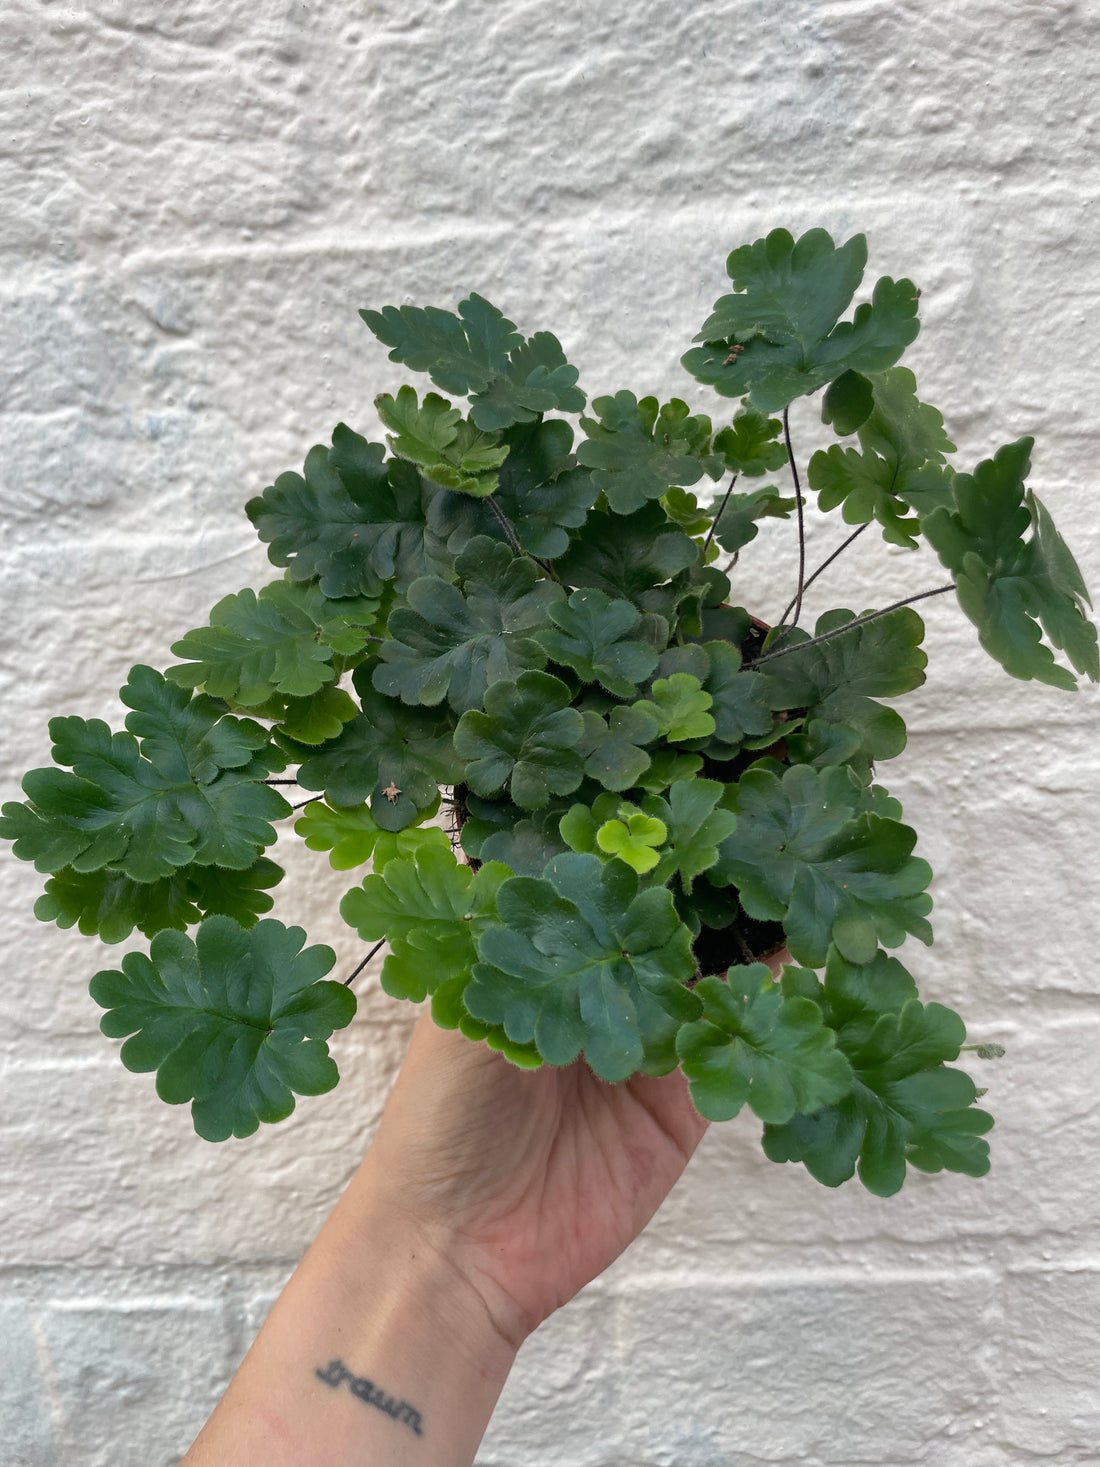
[3,226,1095,1196]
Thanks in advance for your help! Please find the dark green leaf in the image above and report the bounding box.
[577,392,711,514]
[646,778,738,892]
[708,485,798,555]
[555,503,700,611]
[296,662,461,822]
[924,439,1098,688]
[633,673,714,742]
[677,964,853,1123]
[34,857,284,943]
[89,917,353,1141]
[6,667,289,883]
[454,671,586,810]
[757,608,927,759]
[245,425,450,597]
[534,588,659,698]
[372,536,564,712]
[821,369,875,436]
[167,579,381,705]
[466,853,700,1081]
[361,293,585,431]
[711,764,933,968]
[577,704,658,791]
[683,228,920,412]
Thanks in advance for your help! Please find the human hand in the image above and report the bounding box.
[357,1010,710,1351]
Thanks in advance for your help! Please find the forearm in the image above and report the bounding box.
[181,1155,519,1467]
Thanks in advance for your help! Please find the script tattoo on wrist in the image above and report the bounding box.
[315,1358,424,1436]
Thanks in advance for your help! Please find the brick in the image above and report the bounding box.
[0,1301,61,1466]
[995,1267,1100,1456]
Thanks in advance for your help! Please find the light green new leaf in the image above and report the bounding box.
[89,916,354,1141]
[5,667,289,883]
[246,425,450,598]
[296,662,461,826]
[711,764,933,968]
[466,853,701,1081]
[361,293,585,431]
[596,807,668,874]
[294,798,450,870]
[454,671,586,810]
[677,964,853,1123]
[167,579,381,705]
[757,608,927,760]
[373,536,565,712]
[683,228,920,412]
[633,673,715,742]
[923,438,1098,689]
[340,845,509,1003]
[577,392,712,514]
[534,588,659,698]
[34,857,284,944]
[375,385,508,497]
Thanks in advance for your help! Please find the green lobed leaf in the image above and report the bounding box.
[677,964,853,1123]
[263,683,361,746]
[645,778,739,893]
[708,485,798,555]
[697,641,783,754]
[361,293,585,431]
[89,916,353,1141]
[429,419,597,561]
[821,369,875,436]
[466,853,701,1081]
[632,673,715,742]
[595,807,668,874]
[555,503,700,612]
[711,403,788,477]
[757,608,927,760]
[683,228,920,412]
[923,439,1098,689]
[167,579,381,706]
[375,385,508,497]
[577,704,658,791]
[5,666,289,884]
[34,857,284,944]
[453,671,586,810]
[296,661,461,828]
[576,392,712,514]
[372,536,564,713]
[294,798,451,870]
[534,587,660,698]
[763,955,991,1194]
[340,845,509,1004]
[711,764,933,968]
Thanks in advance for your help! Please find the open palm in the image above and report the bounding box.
[361,1010,709,1350]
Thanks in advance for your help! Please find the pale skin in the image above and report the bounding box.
[181,1009,711,1466]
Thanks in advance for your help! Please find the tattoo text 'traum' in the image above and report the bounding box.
[315,1358,424,1436]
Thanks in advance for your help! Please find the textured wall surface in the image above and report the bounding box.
[2,1,1099,1463]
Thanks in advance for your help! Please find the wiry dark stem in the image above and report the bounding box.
[746,584,956,669]
[291,794,324,811]
[486,494,560,581]
[779,405,807,630]
[700,471,739,560]
[264,779,301,785]
[777,521,871,626]
[344,939,386,987]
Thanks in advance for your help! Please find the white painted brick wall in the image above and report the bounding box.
[2,1,1098,1462]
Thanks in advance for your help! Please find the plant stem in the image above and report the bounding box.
[700,471,739,560]
[343,939,386,987]
[776,521,870,626]
[780,405,807,630]
[291,794,324,811]
[745,584,956,668]
[264,779,301,785]
[486,494,561,581]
